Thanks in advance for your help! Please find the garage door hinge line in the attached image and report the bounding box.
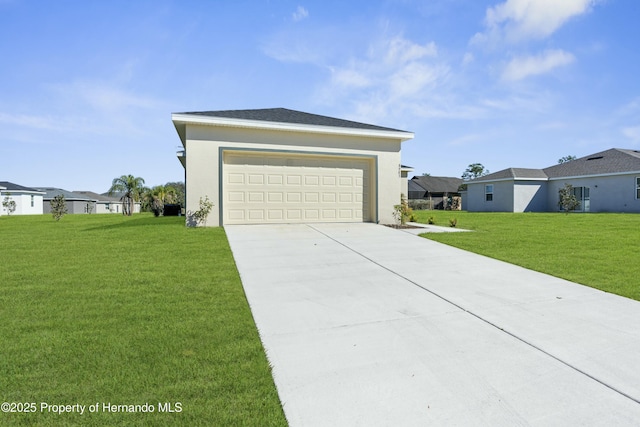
[305,224,640,406]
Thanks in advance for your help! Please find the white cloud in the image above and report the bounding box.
[0,112,61,131]
[502,49,575,81]
[472,0,598,45]
[384,38,437,64]
[622,126,640,142]
[330,67,371,88]
[292,6,308,22]
[50,81,161,111]
[318,35,453,122]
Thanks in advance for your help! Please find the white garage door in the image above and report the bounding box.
[223,152,371,224]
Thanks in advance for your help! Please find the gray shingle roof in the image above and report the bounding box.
[410,176,463,193]
[74,191,120,202]
[543,148,640,178]
[473,168,548,182]
[178,108,407,132]
[36,188,97,201]
[408,179,428,194]
[0,181,43,192]
[468,148,640,184]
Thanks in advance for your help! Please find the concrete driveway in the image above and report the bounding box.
[225,223,640,426]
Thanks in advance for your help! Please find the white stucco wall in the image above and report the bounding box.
[1,193,43,215]
[182,123,405,226]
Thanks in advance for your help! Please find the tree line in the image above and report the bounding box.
[108,174,185,216]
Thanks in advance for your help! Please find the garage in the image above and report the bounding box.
[223,151,372,224]
[172,108,413,227]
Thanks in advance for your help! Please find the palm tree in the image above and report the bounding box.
[148,185,177,216]
[108,175,145,216]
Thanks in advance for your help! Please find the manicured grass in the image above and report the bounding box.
[412,211,640,301]
[0,214,286,426]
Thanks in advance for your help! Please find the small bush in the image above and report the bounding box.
[427,216,435,225]
[449,218,458,228]
[393,194,413,225]
[408,199,433,210]
[50,195,68,221]
[191,196,214,226]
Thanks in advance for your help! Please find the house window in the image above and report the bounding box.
[485,184,493,202]
[636,177,640,199]
[31,195,34,207]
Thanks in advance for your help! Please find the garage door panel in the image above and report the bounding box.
[287,210,302,220]
[268,192,283,202]
[228,191,244,202]
[224,152,370,224]
[322,176,336,186]
[287,175,302,185]
[228,210,245,221]
[248,210,265,220]
[305,176,319,186]
[322,193,336,203]
[287,193,302,203]
[267,175,283,185]
[267,210,283,220]
[248,174,264,184]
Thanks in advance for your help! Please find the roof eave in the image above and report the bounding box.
[467,177,548,184]
[171,113,414,141]
[547,170,640,180]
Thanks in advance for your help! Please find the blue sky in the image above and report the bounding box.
[1,0,639,191]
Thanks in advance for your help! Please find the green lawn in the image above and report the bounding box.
[412,211,640,301]
[0,214,286,426]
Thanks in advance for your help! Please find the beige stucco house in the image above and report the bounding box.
[172,108,414,226]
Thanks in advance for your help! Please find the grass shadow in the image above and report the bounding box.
[85,215,184,231]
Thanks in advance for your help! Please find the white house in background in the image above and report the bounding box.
[74,191,124,214]
[464,148,640,213]
[37,188,98,214]
[0,181,45,215]
[172,108,414,226]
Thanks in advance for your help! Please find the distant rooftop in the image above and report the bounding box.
[543,148,640,178]
[74,191,121,202]
[35,187,97,201]
[0,181,44,193]
[468,148,640,183]
[410,176,463,193]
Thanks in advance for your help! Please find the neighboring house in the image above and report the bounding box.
[409,176,463,210]
[465,148,640,213]
[0,181,45,215]
[172,108,414,226]
[74,191,123,214]
[101,191,142,214]
[37,188,97,214]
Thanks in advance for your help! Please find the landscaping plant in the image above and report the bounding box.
[393,193,413,225]
[2,196,16,215]
[50,194,67,221]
